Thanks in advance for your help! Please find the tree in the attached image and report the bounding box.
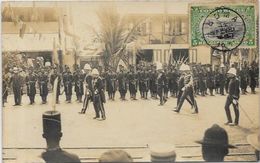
[93,5,145,71]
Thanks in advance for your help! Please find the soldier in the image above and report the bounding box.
[2,72,10,106]
[143,68,150,99]
[239,65,248,94]
[50,68,62,104]
[215,67,220,94]
[38,70,49,104]
[62,66,73,103]
[249,65,257,94]
[156,63,167,106]
[219,64,226,95]
[106,70,113,100]
[224,68,240,126]
[92,68,106,120]
[25,67,37,104]
[173,64,199,114]
[198,68,206,96]
[150,66,158,99]
[207,67,215,96]
[128,67,138,100]
[80,64,93,114]
[118,65,127,100]
[10,67,24,106]
[74,69,84,103]
[41,111,81,163]
[164,68,170,98]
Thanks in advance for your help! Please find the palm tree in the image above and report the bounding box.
[93,5,145,71]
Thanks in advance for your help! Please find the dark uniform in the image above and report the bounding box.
[156,71,167,105]
[25,70,37,104]
[239,67,248,94]
[92,76,106,120]
[128,70,138,100]
[249,67,257,94]
[198,70,206,96]
[74,70,84,102]
[63,69,73,103]
[80,73,93,114]
[50,70,62,103]
[224,76,240,125]
[219,70,226,95]
[10,70,24,106]
[174,73,198,114]
[38,71,49,104]
[207,69,215,96]
[118,70,127,100]
[150,69,158,98]
[2,74,9,105]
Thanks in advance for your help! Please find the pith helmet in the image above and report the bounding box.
[227,68,236,76]
[91,68,99,76]
[84,64,91,70]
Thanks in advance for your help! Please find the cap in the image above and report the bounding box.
[84,64,91,70]
[42,111,61,136]
[195,124,235,148]
[99,150,133,162]
[150,143,176,162]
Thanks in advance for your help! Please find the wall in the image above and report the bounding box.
[195,46,211,64]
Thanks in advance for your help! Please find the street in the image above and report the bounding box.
[3,90,259,162]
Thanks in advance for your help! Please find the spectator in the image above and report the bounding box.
[41,111,81,163]
[149,143,176,162]
[247,133,260,161]
[99,150,133,162]
[196,124,236,162]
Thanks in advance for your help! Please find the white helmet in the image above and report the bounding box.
[13,67,19,73]
[227,68,236,76]
[156,62,163,71]
[179,64,190,71]
[45,61,51,67]
[84,64,91,70]
[220,63,225,68]
[91,68,99,76]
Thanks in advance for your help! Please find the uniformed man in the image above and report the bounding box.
[2,72,10,106]
[128,66,138,100]
[224,68,240,126]
[150,66,158,99]
[62,66,73,103]
[80,64,93,114]
[207,67,215,96]
[38,70,49,104]
[10,67,24,106]
[219,64,226,95]
[41,111,81,163]
[118,65,127,100]
[249,65,257,94]
[239,65,248,94]
[92,68,106,120]
[74,69,84,103]
[25,67,37,104]
[156,63,167,106]
[173,64,199,114]
[50,68,62,104]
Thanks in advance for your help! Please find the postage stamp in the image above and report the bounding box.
[190,5,256,49]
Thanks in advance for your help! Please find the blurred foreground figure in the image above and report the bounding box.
[150,143,176,162]
[99,150,133,162]
[196,124,235,162]
[247,133,260,161]
[41,111,81,163]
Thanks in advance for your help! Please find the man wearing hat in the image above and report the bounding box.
[156,62,167,105]
[25,68,37,104]
[41,111,81,163]
[173,64,198,114]
[62,66,73,103]
[149,143,176,162]
[99,150,133,162]
[38,70,49,104]
[247,133,260,161]
[50,68,62,104]
[224,67,240,126]
[118,65,128,100]
[10,67,24,106]
[92,68,106,120]
[80,64,93,114]
[196,124,235,162]
[73,68,84,103]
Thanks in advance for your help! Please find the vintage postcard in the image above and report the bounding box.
[2,0,259,162]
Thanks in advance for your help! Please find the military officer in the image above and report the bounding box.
[74,69,84,103]
[25,67,37,104]
[62,66,73,103]
[224,68,240,126]
[207,67,215,96]
[38,70,49,104]
[128,66,138,100]
[10,67,24,106]
[80,64,93,114]
[156,63,167,106]
[92,68,106,120]
[50,68,62,104]
[118,65,127,100]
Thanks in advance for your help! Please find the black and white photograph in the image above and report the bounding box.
[1,0,259,162]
